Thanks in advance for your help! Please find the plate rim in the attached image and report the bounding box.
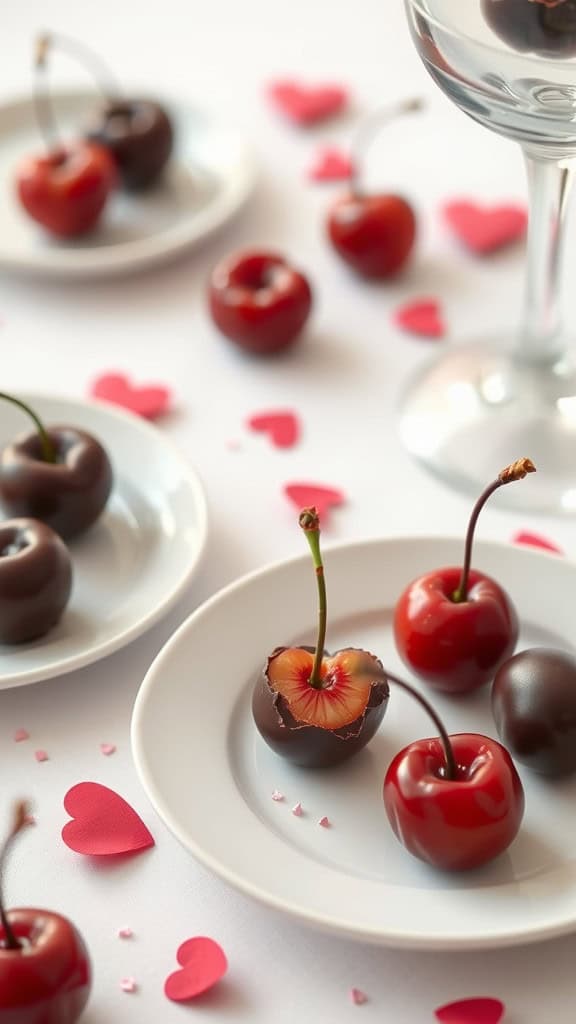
[131,534,575,951]
[0,392,209,688]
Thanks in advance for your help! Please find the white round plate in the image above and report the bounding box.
[0,394,207,688]
[132,536,576,950]
[0,90,256,279]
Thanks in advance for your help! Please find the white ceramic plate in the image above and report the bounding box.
[0,394,207,688]
[132,536,576,950]
[0,90,256,279]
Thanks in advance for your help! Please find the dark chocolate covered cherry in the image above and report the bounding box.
[492,647,576,776]
[87,99,174,191]
[0,518,72,644]
[482,0,576,58]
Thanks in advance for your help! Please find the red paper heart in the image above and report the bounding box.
[512,530,563,555]
[435,997,505,1024]
[308,147,353,182]
[284,483,345,524]
[267,80,348,125]
[90,373,171,420]
[247,410,300,448]
[164,937,227,1002]
[62,782,155,856]
[443,200,527,255]
[394,298,445,338]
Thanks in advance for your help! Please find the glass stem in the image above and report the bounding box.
[518,151,573,366]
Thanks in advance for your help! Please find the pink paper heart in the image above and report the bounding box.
[443,200,527,255]
[267,79,348,125]
[62,782,155,856]
[164,937,227,1002]
[308,147,353,182]
[435,997,505,1024]
[512,530,563,555]
[394,298,445,338]
[284,483,345,524]
[247,410,300,448]
[90,373,171,420]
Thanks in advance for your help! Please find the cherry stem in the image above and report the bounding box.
[299,507,326,690]
[453,457,536,603]
[0,802,31,951]
[350,97,424,197]
[0,393,56,463]
[384,671,457,781]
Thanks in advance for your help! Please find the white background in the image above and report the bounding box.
[1,0,576,1020]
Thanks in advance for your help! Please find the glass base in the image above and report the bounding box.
[398,340,576,515]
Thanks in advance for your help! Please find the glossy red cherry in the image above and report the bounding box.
[0,518,72,644]
[0,803,92,1023]
[16,142,115,238]
[209,251,313,355]
[253,508,389,767]
[394,458,535,694]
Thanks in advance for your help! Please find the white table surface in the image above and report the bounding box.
[2,1,576,1020]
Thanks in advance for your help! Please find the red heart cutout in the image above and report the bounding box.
[308,147,353,182]
[394,298,445,338]
[247,410,300,448]
[443,200,527,255]
[164,937,227,1002]
[512,530,563,555]
[267,80,348,125]
[435,997,505,1024]
[284,483,345,524]
[90,373,171,420]
[62,782,155,856]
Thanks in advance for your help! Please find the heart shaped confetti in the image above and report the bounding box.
[350,988,368,1005]
[394,298,445,338]
[284,483,345,524]
[62,782,155,856]
[247,410,300,448]
[435,997,505,1024]
[164,937,228,1002]
[90,373,171,420]
[308,147,353,182]
[512,530,563,555]
[266,79,348,125]
[443,200,527,255]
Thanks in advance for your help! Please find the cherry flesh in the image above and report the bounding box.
[0,518,72,644]
[87,98,174,190]
[482,0,576,57]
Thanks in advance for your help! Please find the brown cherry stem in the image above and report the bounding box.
[0,802,31,950]
[453,457,536,603]
[0,393,56,463]
[299,507,326,690]
[350,97,424,197]
[384,671,457,780]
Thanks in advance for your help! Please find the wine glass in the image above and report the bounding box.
[401,0,576,513]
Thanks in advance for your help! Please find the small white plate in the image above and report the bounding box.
[132,536,576,950]
[0,394,207,688]
[0,90,256,279]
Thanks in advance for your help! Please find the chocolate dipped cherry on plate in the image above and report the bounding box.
[492,647,576,776]
[253,507,389,768]
[209,250,313,355]
[0,801,92,1022]
[0,393,113,540]
[326,98,421,280]
[394,458,535,695]
[482,0,576,58]
[383,672,525,871]
[0,518,72,644]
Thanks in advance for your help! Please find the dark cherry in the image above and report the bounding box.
[87,99,174,191]
[0,518,72,644]
[482,0,576,58]
[492,647,576,776]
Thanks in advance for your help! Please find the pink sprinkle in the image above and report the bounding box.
[350,988,368,1006]
[100,743,116,756]
[318,816,331,828]
[24,814,36,827]
[34,750,49,763]
[120,977,137,993]
[292,803,303,817]
[13,728,29,742]
[118,927,133,939]
[271,790,284,802]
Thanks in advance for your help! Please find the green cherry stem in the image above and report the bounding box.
[299,507,326,690]
[0,802,31,951]
[0,393,56,463]
[453,457,536,604]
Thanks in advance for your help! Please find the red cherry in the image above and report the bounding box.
[208,250,312,355]
[16,142,116,238]
[327,193,416,279]
[384,732,525,871]
[394,458,535,694]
